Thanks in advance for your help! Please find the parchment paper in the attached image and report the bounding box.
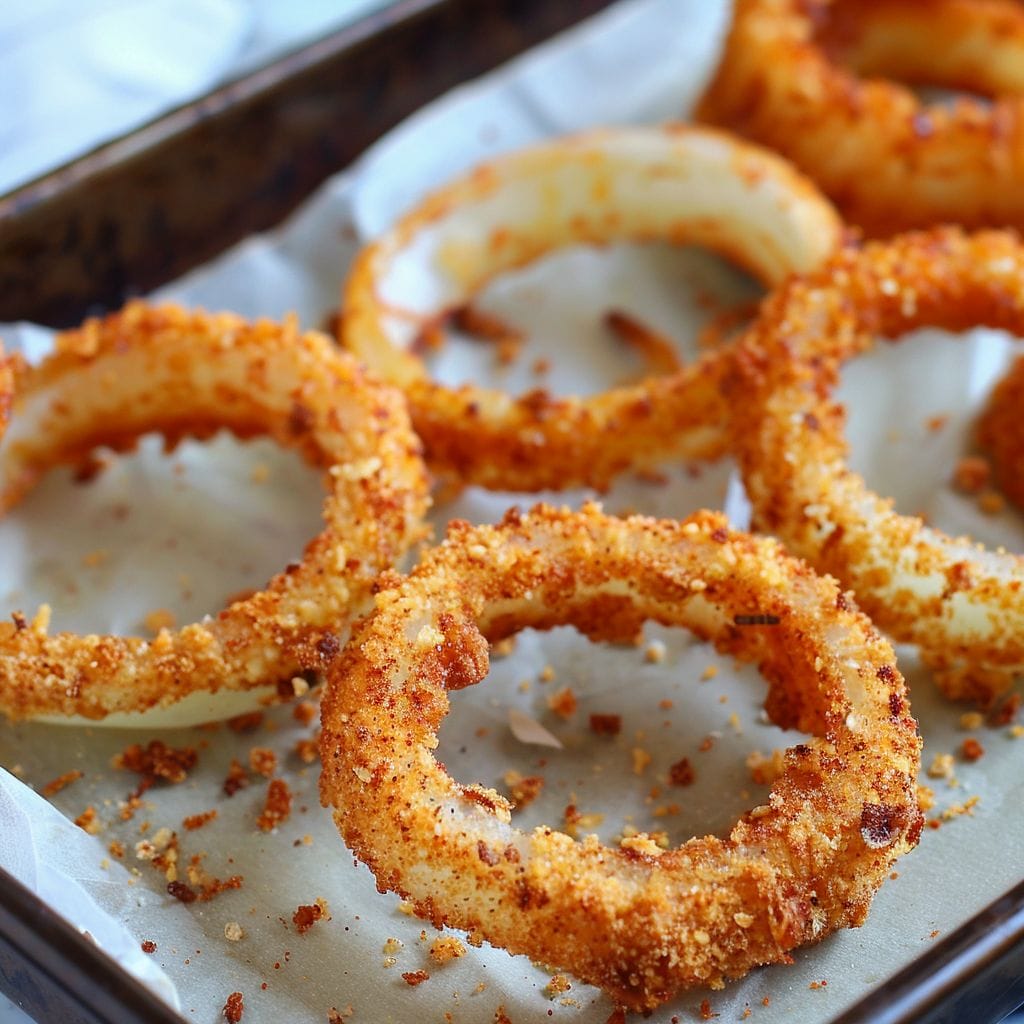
[1,1,1022,1021]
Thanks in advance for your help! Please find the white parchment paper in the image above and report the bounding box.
[1,1,1022,1022]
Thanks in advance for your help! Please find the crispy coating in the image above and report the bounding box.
[318,504,921,1012]
[697,0,1024,236]
[0,302,429,721]
[977,353,1024,511]
[341,125,841,491]
[730,228,1024,703]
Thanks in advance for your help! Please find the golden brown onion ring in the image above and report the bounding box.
[0,302,429,724]
[341,125,842,491]
[697,0,1024,237]
[731,228,1024,704]
[318,503,921,1012]
[977,353,1024,512]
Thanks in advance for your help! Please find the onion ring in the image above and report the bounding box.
[730,227,1024,704]
[976,353,1024,512]
[0,302,429,724]
[318,503,921,1011]
[341,125,842,491]
[696,0,1024,237]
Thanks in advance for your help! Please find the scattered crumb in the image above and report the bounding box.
[544,974,572,999]
[700,664,719,682]
[658,698,674,710]
[74,806,102,835]
[224,922,244,942]
[961,738,984,762]
[940,795,980,821]
[698,735,715,753]
[539,664,556,683]
[547,687,577,719]
[257,779,292,832]
[167,880,197,904]
[140,940,157,954]
[429,936,467,964]
[699,998,718,1019]
[589,713,622,736]
[925,413,949,432]
[327,1007,354,1022]
[223,759,249,797]
[927,753,956,781]
[41,769,83,797]
[295,736,319,764]
[223,991,244,1023]
[294,899,330,934]
[503,770,544,809]
[604,309,682,377]
[952,455,990,494]
[632,748,652,776]
[668,757,695,787]
[249,747,278,778]
[494,1006,512,1024]
[532,357,551,375]
[809,979,828,990]
[182,809,218,831]
[114,740,196,784]
[250,463,270,484]
[959,711,985,730]
[563,804,604,838]
[402,969,430,987]
[644,640,666,664]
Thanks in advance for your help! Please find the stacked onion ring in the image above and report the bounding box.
[730,227,1024,704]
[977,353,1024,513]
[319,503,922,1012]
[342,125,841,491]
[0,302,429,724]
[697,0,1024,236]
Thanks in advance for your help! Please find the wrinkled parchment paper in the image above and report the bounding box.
[1,1,1022,1021]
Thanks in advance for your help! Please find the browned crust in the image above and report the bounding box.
[697,0,1024,237]
[318,504,921,1011]
[0,302,430,720]
[729,227,1024,703]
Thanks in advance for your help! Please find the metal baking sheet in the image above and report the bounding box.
[1,1,1023,1022]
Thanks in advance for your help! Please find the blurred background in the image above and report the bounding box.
[0,0,389,196]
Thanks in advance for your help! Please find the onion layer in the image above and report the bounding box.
[697,0,1024,236]
[319,503,921,1012]
[731,228,1024,703]
[342,125,841,491]
[0,302,429,723]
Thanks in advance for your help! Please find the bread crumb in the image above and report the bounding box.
[503,770,544,809]
[257,779,292,831]
[589,713,622,736]
[700,664,718,681]
[248,747,277,778]
[224,922,244,942]
[927,753,956,781]
[959,711,984,730]
[952,455,990,494]
[978,490,1005,515]
[429,936,466,964]
[182,809,217,831]
[547,687,576,719]
[42,769,83,797]
[544,974,572,998]
[668,757,695,787]
[644,641,666,664]
[632,748,652,776]
[401,970,430,987]
[961,737,984,762]
[223,991,244,1023]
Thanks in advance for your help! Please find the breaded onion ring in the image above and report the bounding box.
[977,353,1024,511]
[697,0,1024,237]
[342,126,842,491]
[731,228,1024,704]
[0,302,429,724]
[318,503,921,1012]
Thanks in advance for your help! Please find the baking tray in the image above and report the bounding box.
[0,1,1022,1022]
